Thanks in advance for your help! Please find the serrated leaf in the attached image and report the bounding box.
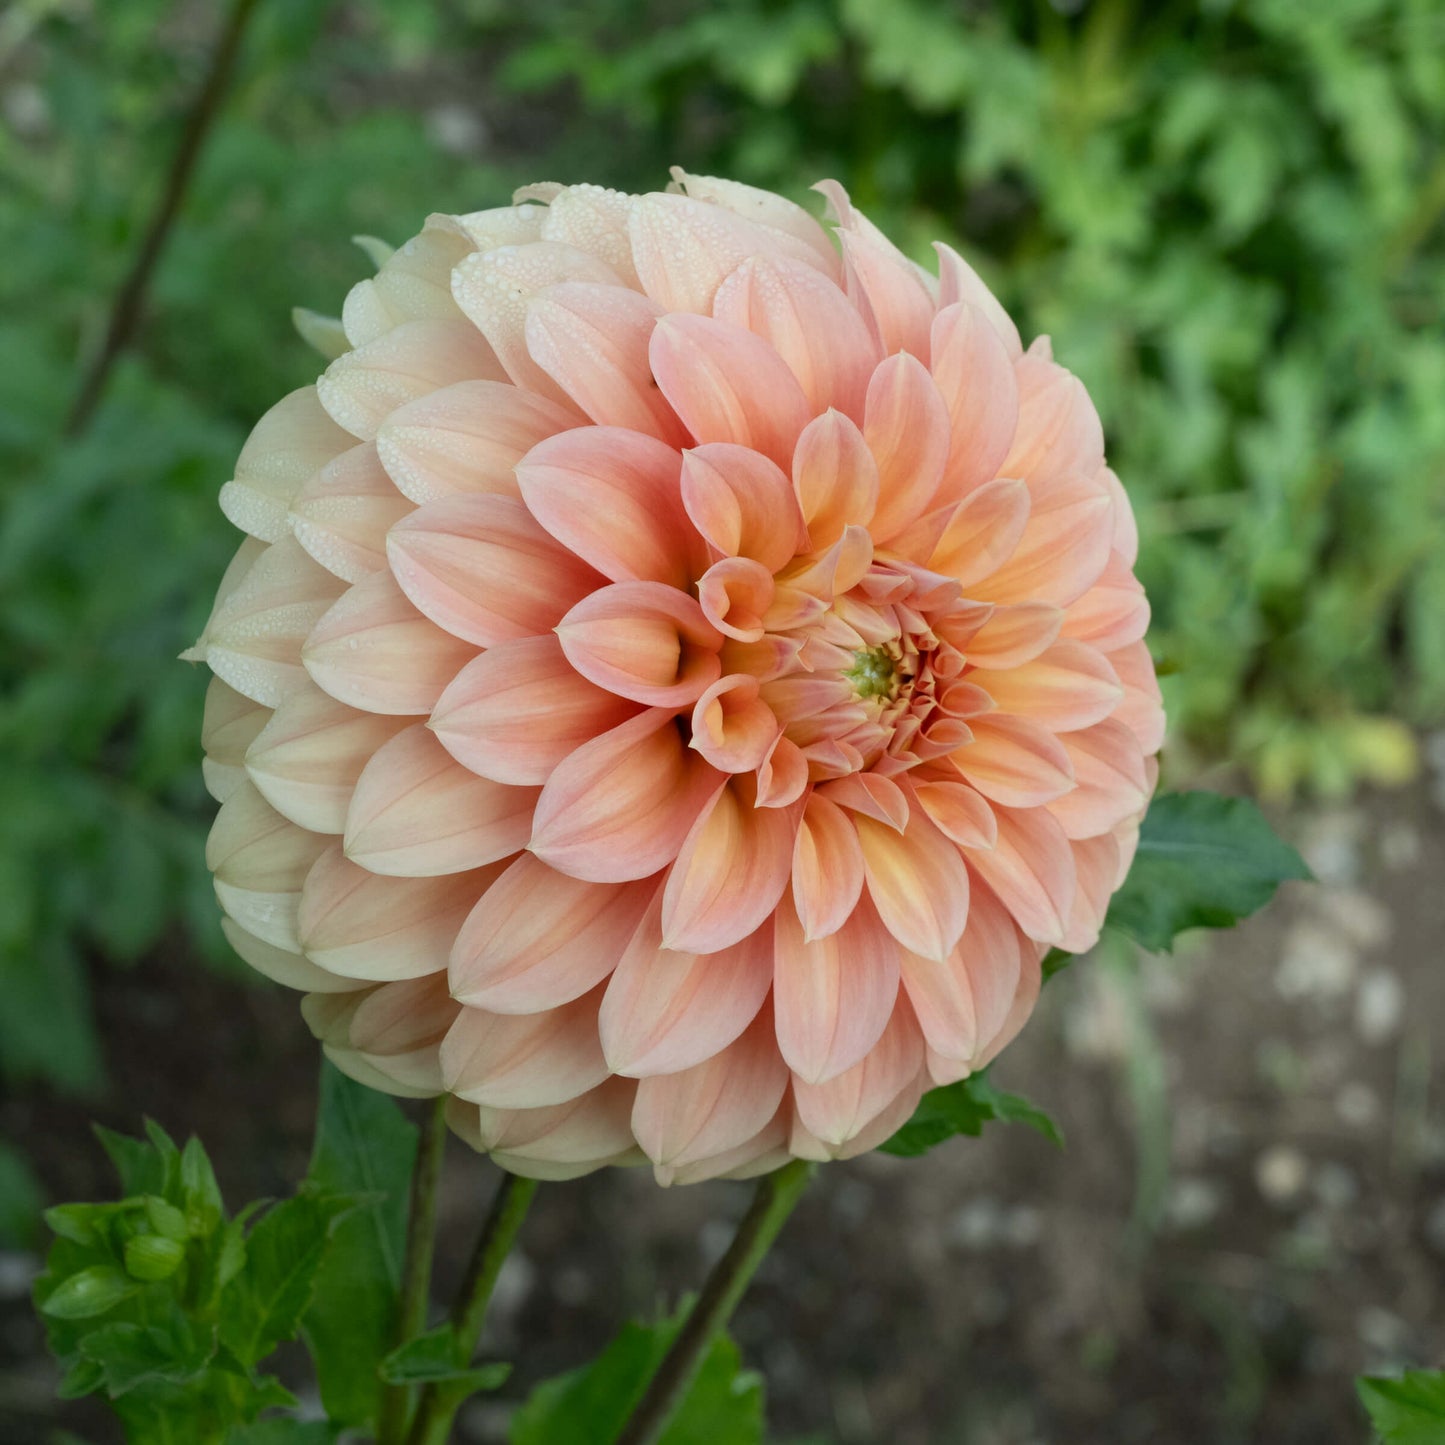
[224,1418,340,1445]
[510,1305,762,1445]
[1104,792,1310,952]
[300,1062,417,1429]
[77,1319,211,1397]
[181,1136,225,1235]
[221,1191,359,1368]
[1358,1370,1445,1444]
[379,1322,512,1388]
[878,1071,1062,1159]
[94,1125,168,1199]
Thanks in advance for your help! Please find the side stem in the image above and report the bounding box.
[65,0,262,435]
[405,1171,539,1445]
[377,1095,449,1445]
[615,1159,815,1445]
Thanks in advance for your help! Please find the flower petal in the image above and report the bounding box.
[303,571,477,716]
[649,314,812,470]
[289,442,412,583]
[449,854,655,1013]
[344,724,538,877]
[793,409,879,550]
[929,302,1020,502]
[864,352,952,542]
[376,379,579,506]
[855,810,970,961]
[430,634,638,786]
[388,493,603,648]
[791,793,865,942]
[516,426,705,587]
[963,806,1077,945]
[529,709,722,883]
[679,444,805,572]
[952,713,1075,808]
[772,894,900,1084]
[976,641,1122,732]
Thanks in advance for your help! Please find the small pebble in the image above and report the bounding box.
[1355,968,1405,1045]
[1255,1145,1309,1207]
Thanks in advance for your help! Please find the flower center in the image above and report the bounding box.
[845,643,900,701]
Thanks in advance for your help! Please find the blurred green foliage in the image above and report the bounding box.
[0,0,1440,1103]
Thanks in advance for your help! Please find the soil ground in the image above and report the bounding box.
[2,781,1443,1445]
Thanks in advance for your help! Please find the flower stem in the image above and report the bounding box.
[377,1095,449,1445]
[615,1159,815,1445]
[65,0,263,435]
[405,1171,539,1445]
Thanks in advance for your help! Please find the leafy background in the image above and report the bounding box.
[1,0,1442,1441]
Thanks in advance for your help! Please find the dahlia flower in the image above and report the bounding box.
[190,171,1162,1184]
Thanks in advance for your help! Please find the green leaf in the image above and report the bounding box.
[878,1071,1062,1159]
[94,1124,171,1199]
[40,1264,137,1320]
[510,1306,762,1445]
[1103,793,1310,953]
[1358,1370,1445,1444]
[77,1318,212,1396]
[181,1135,225,1235]
[222,1192,359,1369]
[300,1062,417,1429]
[123,1233,185,1282]
[379,1322,512,1389]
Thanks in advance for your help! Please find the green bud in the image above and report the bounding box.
[143,1194,190,1243]
[124,1234,185,1282]
[40,1265,136,1320]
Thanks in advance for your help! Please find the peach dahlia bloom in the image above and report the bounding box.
[190,171,1162,1185]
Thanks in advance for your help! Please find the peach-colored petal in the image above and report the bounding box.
[819,771,910,830]
[449,854,654,1013]
[668,169,841,276]
[696,556,775,643]
[953,713,1075,809]
[340,215,477,347]
[245,686,411,833]
[962,602,1063,669]
[204,537,347,708]
[679,444,805,572]
[430,634,637,786]
[440,986,609,1108]
[303,571,477,716]
[836,226,934,360]
[450,240,619,409]
[556,581,722,708]
[793,409,879,549]
[516,426,704,587]
[290,442,412,583]
[538,183,640,284]
[933,241,1022,359]
[1047,718,1150,839]
[963,806,1077,945]
[529,709,722,883]
[927,476,1030,586]
[629,191,833,315]
[525,284,687,444]
[900,883,1022,1066]
[601,898,773,1075]
[220,387,354,543]
[713,255,878,421]
[1108,639,1166,753]
[929,302,1020,502]
[973,482,1114,608]
[318,318,507,441]
[662,777,802,953]
[222,916,361,994]
[855,810,970,961]
[756,732,810,808]
[631,1007,789,1170]
[791,793,865,941]
[207,782,331,951]
[298,843,504,980]
[1002,355,1105,491]
[791,996,924,1151]
[689,673,778,773]
[477,1075,641,1178]
[344,724,538,877]
[201,677,270,803]
[649,314,812,469]
[388,494,603,647]
[864,352,952,542]
[911,779,998,849]
[772,895,900,1084]
[1058,831,1122,954]
[979,641,1122,732]
[1100,465,1139,565]
[1059,551,1150,652]
[375,379,579,506]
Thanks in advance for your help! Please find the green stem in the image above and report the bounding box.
[614,1159,815,1445]
[65,0,263,436]
[378,1095,449,1445]
[405,1171,539,1445]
